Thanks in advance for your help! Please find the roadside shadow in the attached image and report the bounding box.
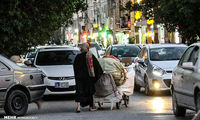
[42,94,75,101]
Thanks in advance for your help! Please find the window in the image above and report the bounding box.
[36,50,80,66]
[0,62,10,72]
[188,47,199,65]
[150,47,186,61]
[179,46,194,66]
[110,45,140,57]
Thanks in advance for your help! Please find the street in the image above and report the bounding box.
[0,90,195,120]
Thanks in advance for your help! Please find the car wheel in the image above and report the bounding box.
[4,90,28,116]
[144,77,153,96]
[116,101,122,109]
[172,90,186,116]
[196,92,200,112]
[134,81,141,91]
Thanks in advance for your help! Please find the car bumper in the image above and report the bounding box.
[149,73,171,91]
[44,78,76,95]
[28,84,46,102]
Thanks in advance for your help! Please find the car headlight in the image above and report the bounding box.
[152,65,166,76]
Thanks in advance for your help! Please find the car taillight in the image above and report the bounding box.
[41,74,45,82]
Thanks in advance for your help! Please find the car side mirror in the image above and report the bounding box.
[24,60,33,66]
[134,57,139,63]
[138,58,145,64]
[182,62,194,71]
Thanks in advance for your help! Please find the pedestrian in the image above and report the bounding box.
[73,42,103,113]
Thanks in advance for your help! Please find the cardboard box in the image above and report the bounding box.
[122,57,132,65]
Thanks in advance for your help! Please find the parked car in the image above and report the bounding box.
[105,44,141,63]
[171,43,200,116]
[134,44,187,95]
[26,46,80,95]
[0,55,46,116]
[77,42,104,57]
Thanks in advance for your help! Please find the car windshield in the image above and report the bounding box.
[27,51,37,58]
[90,43,101,50]
[150,47,186,61]
[36,50,80,66]
[110,45,140,57]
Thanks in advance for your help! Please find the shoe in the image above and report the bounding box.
[76,108,81,113]
[89,107,97,111]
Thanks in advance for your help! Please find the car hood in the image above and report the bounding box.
[35,65,74,77]
[151,61,179,71]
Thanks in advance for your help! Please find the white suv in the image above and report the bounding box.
[34,46,80,95]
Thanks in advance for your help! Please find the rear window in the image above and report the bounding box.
[110,45,140,57]
[36,50,80,66]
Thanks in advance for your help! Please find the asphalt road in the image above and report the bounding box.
[0,90,195,120]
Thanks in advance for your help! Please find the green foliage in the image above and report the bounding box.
[125,0,200,44]
[156,0,200,44]
[0,0,87,57]
[128,37,135,44]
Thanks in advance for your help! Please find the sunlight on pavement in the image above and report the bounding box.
[151,97,165,113]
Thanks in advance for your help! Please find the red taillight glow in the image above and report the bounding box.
[41,74,45,81]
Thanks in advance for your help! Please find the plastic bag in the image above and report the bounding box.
[95,73,117,97]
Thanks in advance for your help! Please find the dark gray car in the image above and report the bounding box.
[0,55,46,116]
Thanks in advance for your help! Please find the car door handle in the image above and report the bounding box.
[5,79,11,82]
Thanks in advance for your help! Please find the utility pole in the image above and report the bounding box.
[77,12,81,43]
[130,0,135,43]
[113,1,117,44]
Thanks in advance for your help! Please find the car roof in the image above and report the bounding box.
[111,44,141,48]
[145,44,187,49]
[190,43,200,47]
[38,46,80,52]
[111,44,140,47]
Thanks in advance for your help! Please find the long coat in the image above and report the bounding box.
[73,52,103,107]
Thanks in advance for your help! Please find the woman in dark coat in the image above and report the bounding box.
[73,42,103,112]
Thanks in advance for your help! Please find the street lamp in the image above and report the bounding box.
[137,0,142,3]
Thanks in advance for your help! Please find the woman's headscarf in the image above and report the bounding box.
[80,42,95,77]
[80,42,89,53]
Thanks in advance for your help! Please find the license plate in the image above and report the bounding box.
[55,82,69,88]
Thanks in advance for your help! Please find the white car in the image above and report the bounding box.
[134,44,187,95]
[33,46,80,95]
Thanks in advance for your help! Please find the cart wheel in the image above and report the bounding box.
[123,95,129,108]
[116,101,122,109]
[127,96,129,105]
[98,102,103,109]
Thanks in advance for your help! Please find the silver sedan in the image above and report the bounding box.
[0,55,46,116]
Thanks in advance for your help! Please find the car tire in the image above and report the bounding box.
[144,77,153,96]
[4,90,28,116]
[172,90,186,116]
[196,92,200,112]
[134,82,141,91]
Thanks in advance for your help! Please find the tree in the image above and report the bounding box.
[126,0,200,44]
[0,0,87,57]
